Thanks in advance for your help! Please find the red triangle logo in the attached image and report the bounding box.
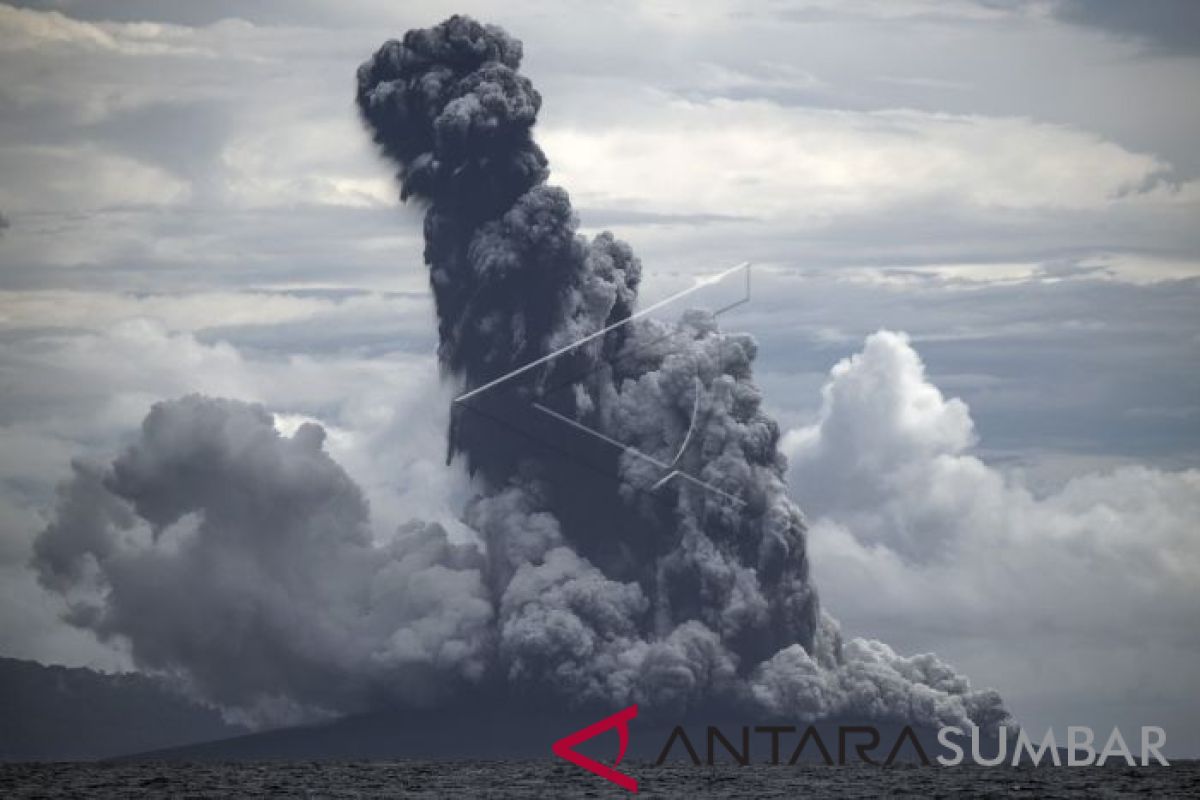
[552,704,639,792]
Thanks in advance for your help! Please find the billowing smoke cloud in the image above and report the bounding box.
[354,11,821,671]
[32,15,1009,731]
[34,396,495,724]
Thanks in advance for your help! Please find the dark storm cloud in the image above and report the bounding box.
[1055,0,1200,57]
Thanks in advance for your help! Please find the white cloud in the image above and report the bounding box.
[219,117,397,210]
[0,3,230,57]
[767,0,1024,21]
[1075,252,1200,285]
[686,60,825,93]
[0,145,191,213]
[826,255,1200,287]
[784,330,1200,617]
[782,330,1200,739]
[0,290,319,330]
[541,102,1176,222]
[0,4,127,54]
[0,288,427,332]
[0,312,467,537]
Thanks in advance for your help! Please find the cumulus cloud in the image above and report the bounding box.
[782,331,1200,736]
[784,330,978,559]
[784,330,1200,602]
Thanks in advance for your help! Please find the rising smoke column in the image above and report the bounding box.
[354,14,1007,727]
[356,13,819,676]
[33,396,496,724]
[31,15,1009,731]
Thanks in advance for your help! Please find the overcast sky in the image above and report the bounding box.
[1,0,1198,752]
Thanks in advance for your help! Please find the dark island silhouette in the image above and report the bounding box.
[0,657,243,761]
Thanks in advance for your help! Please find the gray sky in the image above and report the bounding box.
[1,1,1198,753]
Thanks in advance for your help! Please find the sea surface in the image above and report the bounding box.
[2,760,1197,798]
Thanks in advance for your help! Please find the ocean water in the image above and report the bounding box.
[2,760,1197,798]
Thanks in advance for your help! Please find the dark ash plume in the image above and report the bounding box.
[353,14,1008,729]
[32,16,1009,732]
[34,396,494,724]
[356,11,818,674]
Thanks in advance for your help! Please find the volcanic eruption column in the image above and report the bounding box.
[353,15,1008,728]
[32,15,1009,731]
